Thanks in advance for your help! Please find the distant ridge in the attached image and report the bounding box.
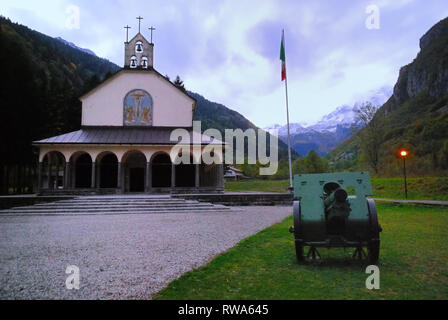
[265,86,393,156]
[328,17,448,175]
[55,37,97,56]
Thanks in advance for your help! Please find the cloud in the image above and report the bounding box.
[1,0,447,127]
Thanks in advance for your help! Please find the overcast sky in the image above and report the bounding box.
[1,0,447,127]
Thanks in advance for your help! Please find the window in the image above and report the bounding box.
[130,56,137,69]
[141,56,148,69]
[135,41,144,53]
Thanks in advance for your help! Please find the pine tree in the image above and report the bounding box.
[173,75,186,91]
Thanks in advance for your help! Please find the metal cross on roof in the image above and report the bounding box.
[148,26,156,43]
[124,25,131,42]
[136,16,143,33]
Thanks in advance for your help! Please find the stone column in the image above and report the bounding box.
[195,164,200,189]
[46,159,51,189]
[64,162,70,189]
[217,164,224,189]
[145,162,151,193]
[91,162,96,189]
[171,163,176,189]
[37,162,43,192]
[96,162,101,189]
[71,162,76,189]
[117,162,122,192]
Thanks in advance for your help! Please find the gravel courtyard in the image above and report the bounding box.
[0,206,291,299]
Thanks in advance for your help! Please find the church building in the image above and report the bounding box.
[33,24,224,194]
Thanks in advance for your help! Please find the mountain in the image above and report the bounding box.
[266,86,392,156]
[0,16,120,174]
[329,17,448,175]
[190,92,298,160]
[55,37,97,56]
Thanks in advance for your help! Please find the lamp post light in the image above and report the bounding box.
[400,150,408,199]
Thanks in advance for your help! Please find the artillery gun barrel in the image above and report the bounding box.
[324,188,348,209]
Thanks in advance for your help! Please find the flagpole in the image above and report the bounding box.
[282,30,294,191]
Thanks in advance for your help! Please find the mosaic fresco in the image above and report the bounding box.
[123,89,153,126]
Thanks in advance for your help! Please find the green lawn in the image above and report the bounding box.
[225,177,448,201]
[155,203,448,300]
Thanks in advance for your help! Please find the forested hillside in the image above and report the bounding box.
[329,17,448,177]
[190,92,296,160]
[0,16,120,193]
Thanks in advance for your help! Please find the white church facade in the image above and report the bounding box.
[33,28,224,194]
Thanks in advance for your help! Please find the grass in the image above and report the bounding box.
[225,177,448,201]
[155,203,448,300]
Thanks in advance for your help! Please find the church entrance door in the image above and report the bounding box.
[129,168,145,192]
[123,151,146,193]
[151,153,171,188]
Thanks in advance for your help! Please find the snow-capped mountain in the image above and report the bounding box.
[55,37,97,56]
[265,86,393,156]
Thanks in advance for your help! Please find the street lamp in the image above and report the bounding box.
[400,150,408,199]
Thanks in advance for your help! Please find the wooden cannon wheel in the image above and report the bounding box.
[367,199,382,265]
[292,200,305,263]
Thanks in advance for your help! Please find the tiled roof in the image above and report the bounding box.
[33,127,223,145]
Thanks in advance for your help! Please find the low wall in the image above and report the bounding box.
[0,195,75,210]
[173,192,293,206]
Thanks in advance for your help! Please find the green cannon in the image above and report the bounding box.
[289,172,382,264]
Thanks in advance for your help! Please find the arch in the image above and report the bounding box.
[130,55,138,68]
[70,152,92,188]
[200,148,224,165]
[97,152,119,188]
[141,56,148,69]
[41,150,66,164]
[175,152,195,188]
[200,163,221,188]
[122,150,146,192]
[42,151,66,190]
[151,152,171,188]
[135,41,144,53]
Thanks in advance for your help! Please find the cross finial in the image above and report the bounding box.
[136,16,143,33]
[124,25,131,42]
[148,26,156,44]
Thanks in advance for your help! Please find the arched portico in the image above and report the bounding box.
[97,152,119,189]
[41,151,66,190]
[151,152,171,189]
[70,152,93,188]
[122,150,147,192]
[35,144,224,194]
[175,153,196,188]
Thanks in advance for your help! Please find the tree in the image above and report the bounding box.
[173,75,186,91]
[354,102,383,174]
[292,150,330,174]
[439,140,448,169]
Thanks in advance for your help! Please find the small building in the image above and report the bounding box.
[33,27,224,194]
[224,166,247,181]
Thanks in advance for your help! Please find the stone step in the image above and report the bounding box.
[0,206,230,215]
[75,196,173,200]
[51,199,189,204]
[0,210,233,216]
[30,200,196,205]
[9,204,217,211]
[30,199,198,205]
[0,195,231,216]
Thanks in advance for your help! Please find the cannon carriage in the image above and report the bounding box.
[289,172,382,264]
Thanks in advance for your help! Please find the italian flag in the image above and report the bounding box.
[280,30,286,81]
